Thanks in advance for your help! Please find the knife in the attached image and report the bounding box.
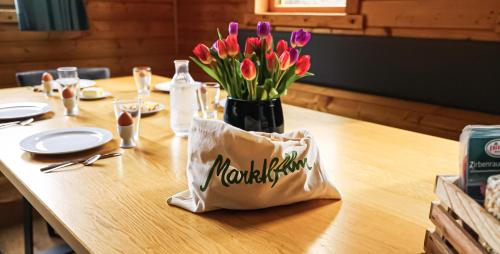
[40,152,122,172]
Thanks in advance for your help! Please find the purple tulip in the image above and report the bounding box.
[290,29,311,48]
[256,21,271,38]
[229,22,238,36]
[289,48,299,65]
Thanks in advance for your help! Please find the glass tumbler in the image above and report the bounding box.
[196,82,220,119]
[113,97,142,148]
[133,66,152,97]
[57,67,80,116]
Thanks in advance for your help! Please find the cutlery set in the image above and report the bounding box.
[0,118,34,128]
[40,152,122,173]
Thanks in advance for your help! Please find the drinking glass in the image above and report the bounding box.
[113,97,142,146]
[133,66,152,97]
[196,82,220,119]
[57,67,80,116]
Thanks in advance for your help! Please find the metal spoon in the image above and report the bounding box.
[0,118,34,128]
[83,154,101,166]
[43,154,101,173]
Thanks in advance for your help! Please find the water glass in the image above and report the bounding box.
[133,66,152,97]
[113,97,142,148]
[57,67,80,116]
[196,82,220,119]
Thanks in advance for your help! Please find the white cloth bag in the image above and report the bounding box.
[167,118,341,212]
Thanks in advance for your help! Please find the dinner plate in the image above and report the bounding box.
[80,91,112,100]
[20,127,113,154]
[49,79,96,90]
[0,102,51,120]
[154,81,171,92]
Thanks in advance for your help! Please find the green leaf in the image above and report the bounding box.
[190,56,223,86]
[217,28,223,40]
[261,88,268,100]
[269,88,279,98]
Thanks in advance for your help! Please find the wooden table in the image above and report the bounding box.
[0,75,458,253]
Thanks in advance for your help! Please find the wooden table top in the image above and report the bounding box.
[0,75,458,253]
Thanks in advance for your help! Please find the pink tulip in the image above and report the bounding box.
[192,44,213,64]
[225,35,240,57]
[295,55,311,75]
[244,37,260,57]
[266,52,278,72]
[263,34,273,52]
[240,58,257,80]
[279,51,291,70]
[216,39,228,59]
[276,40,288,57]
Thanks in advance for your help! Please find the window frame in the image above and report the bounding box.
[268,0,346,13]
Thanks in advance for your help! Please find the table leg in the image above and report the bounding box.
[23,198,33,254]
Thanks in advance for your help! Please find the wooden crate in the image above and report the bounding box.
[424,175,500,254]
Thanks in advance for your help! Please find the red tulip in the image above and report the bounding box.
[276,40,288,57]
[192,44,213,64]
[216,39,227,59]
[240,58,257,80]
[295,55,311,76]
[263,34,273,52]
[279,51,291,70]
[225,34,240,57]
[266,52,278,72]
[244,37,260,58]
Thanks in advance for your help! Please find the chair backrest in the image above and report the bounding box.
[16,67,110,87]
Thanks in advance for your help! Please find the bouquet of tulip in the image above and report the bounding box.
[191,21,313,101]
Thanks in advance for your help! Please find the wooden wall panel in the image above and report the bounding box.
[0,0,175,88]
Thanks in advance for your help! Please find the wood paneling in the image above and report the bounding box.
[178,0,500,43]
[282,83,500,140]
[0,0,175,88]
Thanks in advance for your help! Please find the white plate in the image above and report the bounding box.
[20,127,113,155]
[154,81,171,92]
[80,91,112,100]
[0,102,51,120]
[50,79,96,90]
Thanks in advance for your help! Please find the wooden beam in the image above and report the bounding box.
[0,0,14,6]
[245,13,363,30]
[362,1,499,30]
[495,14,500,33]
[345,0,360,15]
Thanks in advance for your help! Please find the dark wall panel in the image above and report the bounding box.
[240,30,500,114]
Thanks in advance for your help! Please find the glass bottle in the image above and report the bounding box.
[170,60,197,137]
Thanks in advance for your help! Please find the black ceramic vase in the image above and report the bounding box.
[223,97,284,133]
